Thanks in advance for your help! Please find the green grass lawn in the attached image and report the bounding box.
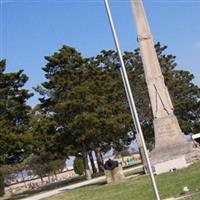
[45,162,200,200]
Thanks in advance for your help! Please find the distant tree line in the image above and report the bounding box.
[0,43,200,195]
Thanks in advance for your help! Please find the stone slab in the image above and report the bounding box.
[154,155,188,174]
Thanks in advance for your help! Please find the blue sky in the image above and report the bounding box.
[1,0,200,107]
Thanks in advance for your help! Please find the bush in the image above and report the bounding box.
[0,170,4,197]
[73,157,84,176]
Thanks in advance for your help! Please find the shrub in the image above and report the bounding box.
[73,157,84,176]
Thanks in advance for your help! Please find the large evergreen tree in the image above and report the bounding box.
[0,60,33,165]
[36,46,132,178]
[0,59,33,196]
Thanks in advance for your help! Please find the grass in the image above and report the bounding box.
[44,162,200,200]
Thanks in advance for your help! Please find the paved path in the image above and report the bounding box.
[175,191,200,199]
[22,165,143,200]
[163,190,200,200]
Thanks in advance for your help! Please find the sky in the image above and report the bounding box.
[1,0,200,107]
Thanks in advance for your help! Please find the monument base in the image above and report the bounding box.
[149,115,200,174]
[150,141,200,174]
[154,156,188,174]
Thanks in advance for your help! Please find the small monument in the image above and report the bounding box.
[131,0,200,173]
[104,159,125,184]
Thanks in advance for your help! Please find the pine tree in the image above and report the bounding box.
[36,46,131,178]
[0,59,33,196]
[0,59,33,165]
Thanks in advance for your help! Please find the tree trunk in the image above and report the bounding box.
[40,176,44,184]
[47,174,51,183]
[82,143,92,180]
[54,171,58,180]
[100,152,104,164]
[136,134,148,174]
[95,149,104,172]
[88,151,97,174]
[139,147,148,174]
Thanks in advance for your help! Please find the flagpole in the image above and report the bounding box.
[103,1,160,199]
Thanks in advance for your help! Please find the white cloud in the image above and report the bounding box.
[195,41,200,48]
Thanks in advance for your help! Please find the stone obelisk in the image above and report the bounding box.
[130,0,198,173]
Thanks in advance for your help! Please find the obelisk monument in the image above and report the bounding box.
[130,0,199,173]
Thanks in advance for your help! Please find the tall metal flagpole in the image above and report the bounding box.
[104,1,160,199]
